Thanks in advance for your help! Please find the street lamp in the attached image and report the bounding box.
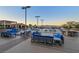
[3,20,6,29]
[35,16,40,26]
[22,6,31,30]
[22,6,31,38]
[41,19,44,26]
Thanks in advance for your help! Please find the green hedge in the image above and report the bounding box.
[0,25,4,29]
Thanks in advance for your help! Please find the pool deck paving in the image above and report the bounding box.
[4,38,65,53]
[4,36,79,53]
[0,34,79,53]
[0,36,25,53]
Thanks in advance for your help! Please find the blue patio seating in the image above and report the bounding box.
[6,28,18,37]
[39,36,47,43]
[31,32,54,45]
[31,31,41,42]
[1,28,18,37]
[53,33,63,46]
[46,36,53,45]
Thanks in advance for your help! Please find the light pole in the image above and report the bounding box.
[22,6,31,30]
[41,19,44,26]
[35,16,40,27]
[3,20,6,29]
[22,6,31,38]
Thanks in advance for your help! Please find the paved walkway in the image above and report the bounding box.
[4,36,79,53]
[4,38,65,53]
[0,36,25,53]
[0,36,21,45]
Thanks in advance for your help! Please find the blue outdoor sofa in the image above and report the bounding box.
[31,31,54,45]
[31,31,64,46]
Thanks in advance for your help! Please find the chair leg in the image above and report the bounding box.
[59,40,62,46]
[52,40,56,46]
[51,39,54,45]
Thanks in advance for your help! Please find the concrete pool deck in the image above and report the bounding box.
[0,36,21,45]
[4,38,65,53]
[4,36,79,53]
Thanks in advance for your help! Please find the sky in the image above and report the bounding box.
[0,6,79,26]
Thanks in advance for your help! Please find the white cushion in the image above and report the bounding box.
[54,37,61,40]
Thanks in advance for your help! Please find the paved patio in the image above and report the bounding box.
[0,36,21,45]
[4,38,65,53]
[4,36,79,53]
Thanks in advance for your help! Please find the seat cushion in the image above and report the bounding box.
[53,37,61,40]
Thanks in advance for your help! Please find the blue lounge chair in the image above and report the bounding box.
[31,31,41,42]
[1,28,18,37]
[53,33,64,46]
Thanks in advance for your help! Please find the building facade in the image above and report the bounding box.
[0,20,26,29]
